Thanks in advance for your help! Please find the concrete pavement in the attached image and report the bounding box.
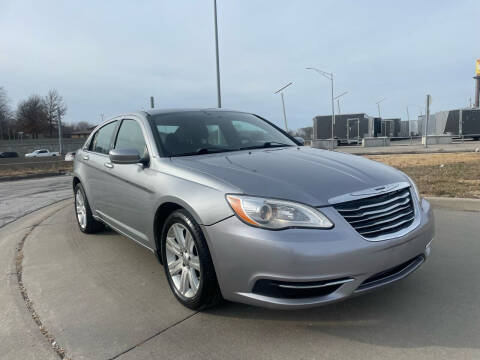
[0,175,72,228]
[1,200,479,359]
[337,139,480,155]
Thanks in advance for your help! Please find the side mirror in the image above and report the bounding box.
[109,148,141,164]
[294,136,305,145]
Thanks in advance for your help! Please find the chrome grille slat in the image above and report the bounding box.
[334,187,415,239]
[354,210,414,230]
[334,190,410,212]
[341,198,411,219]
[347,203,412,224]
[358,216,415,236]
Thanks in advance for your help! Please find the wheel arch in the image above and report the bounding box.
[72,176,81,190]
[153,202,184,264]
[153,196,211,265]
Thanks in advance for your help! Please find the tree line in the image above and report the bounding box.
[0,87,93,140]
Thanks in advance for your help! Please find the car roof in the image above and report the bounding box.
[142,108,249,117]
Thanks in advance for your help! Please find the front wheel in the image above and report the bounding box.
[74,183,104,233]
[161,209,222,310]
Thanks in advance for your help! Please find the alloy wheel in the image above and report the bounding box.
[165,223,201,298]
[75,189,87,229]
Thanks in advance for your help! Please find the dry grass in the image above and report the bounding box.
[1,152,479,199]
[0,161,73,178]
[366,152,480,198]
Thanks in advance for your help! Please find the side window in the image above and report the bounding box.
[88,132,98,151]
[114,119,147,157]
[91,121,118,154]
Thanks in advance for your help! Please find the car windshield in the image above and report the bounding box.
[150,111,297,157]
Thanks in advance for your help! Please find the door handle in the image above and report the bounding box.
[82,155,89,160]
[104,162,113,169]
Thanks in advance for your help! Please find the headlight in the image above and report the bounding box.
[406,175,421,201]
[226,195,334,230]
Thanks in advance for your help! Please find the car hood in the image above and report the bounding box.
[171,147,408,206]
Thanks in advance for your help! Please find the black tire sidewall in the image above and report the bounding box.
[74,183,102,233]
[161,210,219,310]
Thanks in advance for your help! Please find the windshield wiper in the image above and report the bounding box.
[239,141,294,150]
[171,147,237,157]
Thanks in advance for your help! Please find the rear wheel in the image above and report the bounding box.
[74,183,104,233]
[161,209,222,310]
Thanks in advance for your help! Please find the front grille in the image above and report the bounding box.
[334,186,415,239]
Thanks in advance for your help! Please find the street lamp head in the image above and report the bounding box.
[274,82,293,94]
[334,91,348,100]
[305,67,333,80]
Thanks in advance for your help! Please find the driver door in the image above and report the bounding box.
[100,118,155,248]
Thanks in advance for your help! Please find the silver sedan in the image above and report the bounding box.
[72,109,434,310]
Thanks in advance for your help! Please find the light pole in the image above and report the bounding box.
[274,82,293,131]
[213,0,221,108]
[376,97,386,118]
[334,91,348,115]
[306,67,335,150]
[57,108,63,155]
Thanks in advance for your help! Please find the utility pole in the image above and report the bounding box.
[213,0,221,108]
[281,93,288,131]
[150,96,155,109]
[334,91,348,116]
[305,67,335,150]
[376,98,386,118]
[424,94,431,148]
[57,108,63,155]
[274,82,293,132]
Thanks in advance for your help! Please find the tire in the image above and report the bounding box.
[161,209,222,310]
[74,183,104,233]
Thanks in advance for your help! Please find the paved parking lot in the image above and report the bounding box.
[0,175,72,227]
[1,199,479,359]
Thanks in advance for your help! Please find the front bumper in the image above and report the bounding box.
[202,198,435,309]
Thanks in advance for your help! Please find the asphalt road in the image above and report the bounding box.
[0,175,72,227]
[1,199,479,360]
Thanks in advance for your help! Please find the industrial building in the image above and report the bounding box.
[418,108,480,139]
[313,113,412,142]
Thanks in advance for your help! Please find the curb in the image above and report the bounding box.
[426,196,480,212]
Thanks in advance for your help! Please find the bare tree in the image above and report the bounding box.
[297,126,313,140]
[0,87,13,140]
[16,95,48,139]
[74,121,94,131]
[44,89,67,137]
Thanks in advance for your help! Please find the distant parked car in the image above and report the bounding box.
[25,149,60,158]
[65,151,76,161]
[0,151,19,158]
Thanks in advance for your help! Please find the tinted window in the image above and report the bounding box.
[114,120,147,157]
[91,121,117,154]
[150,111,296,156]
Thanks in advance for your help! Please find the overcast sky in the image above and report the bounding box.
[1,0,479,129]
